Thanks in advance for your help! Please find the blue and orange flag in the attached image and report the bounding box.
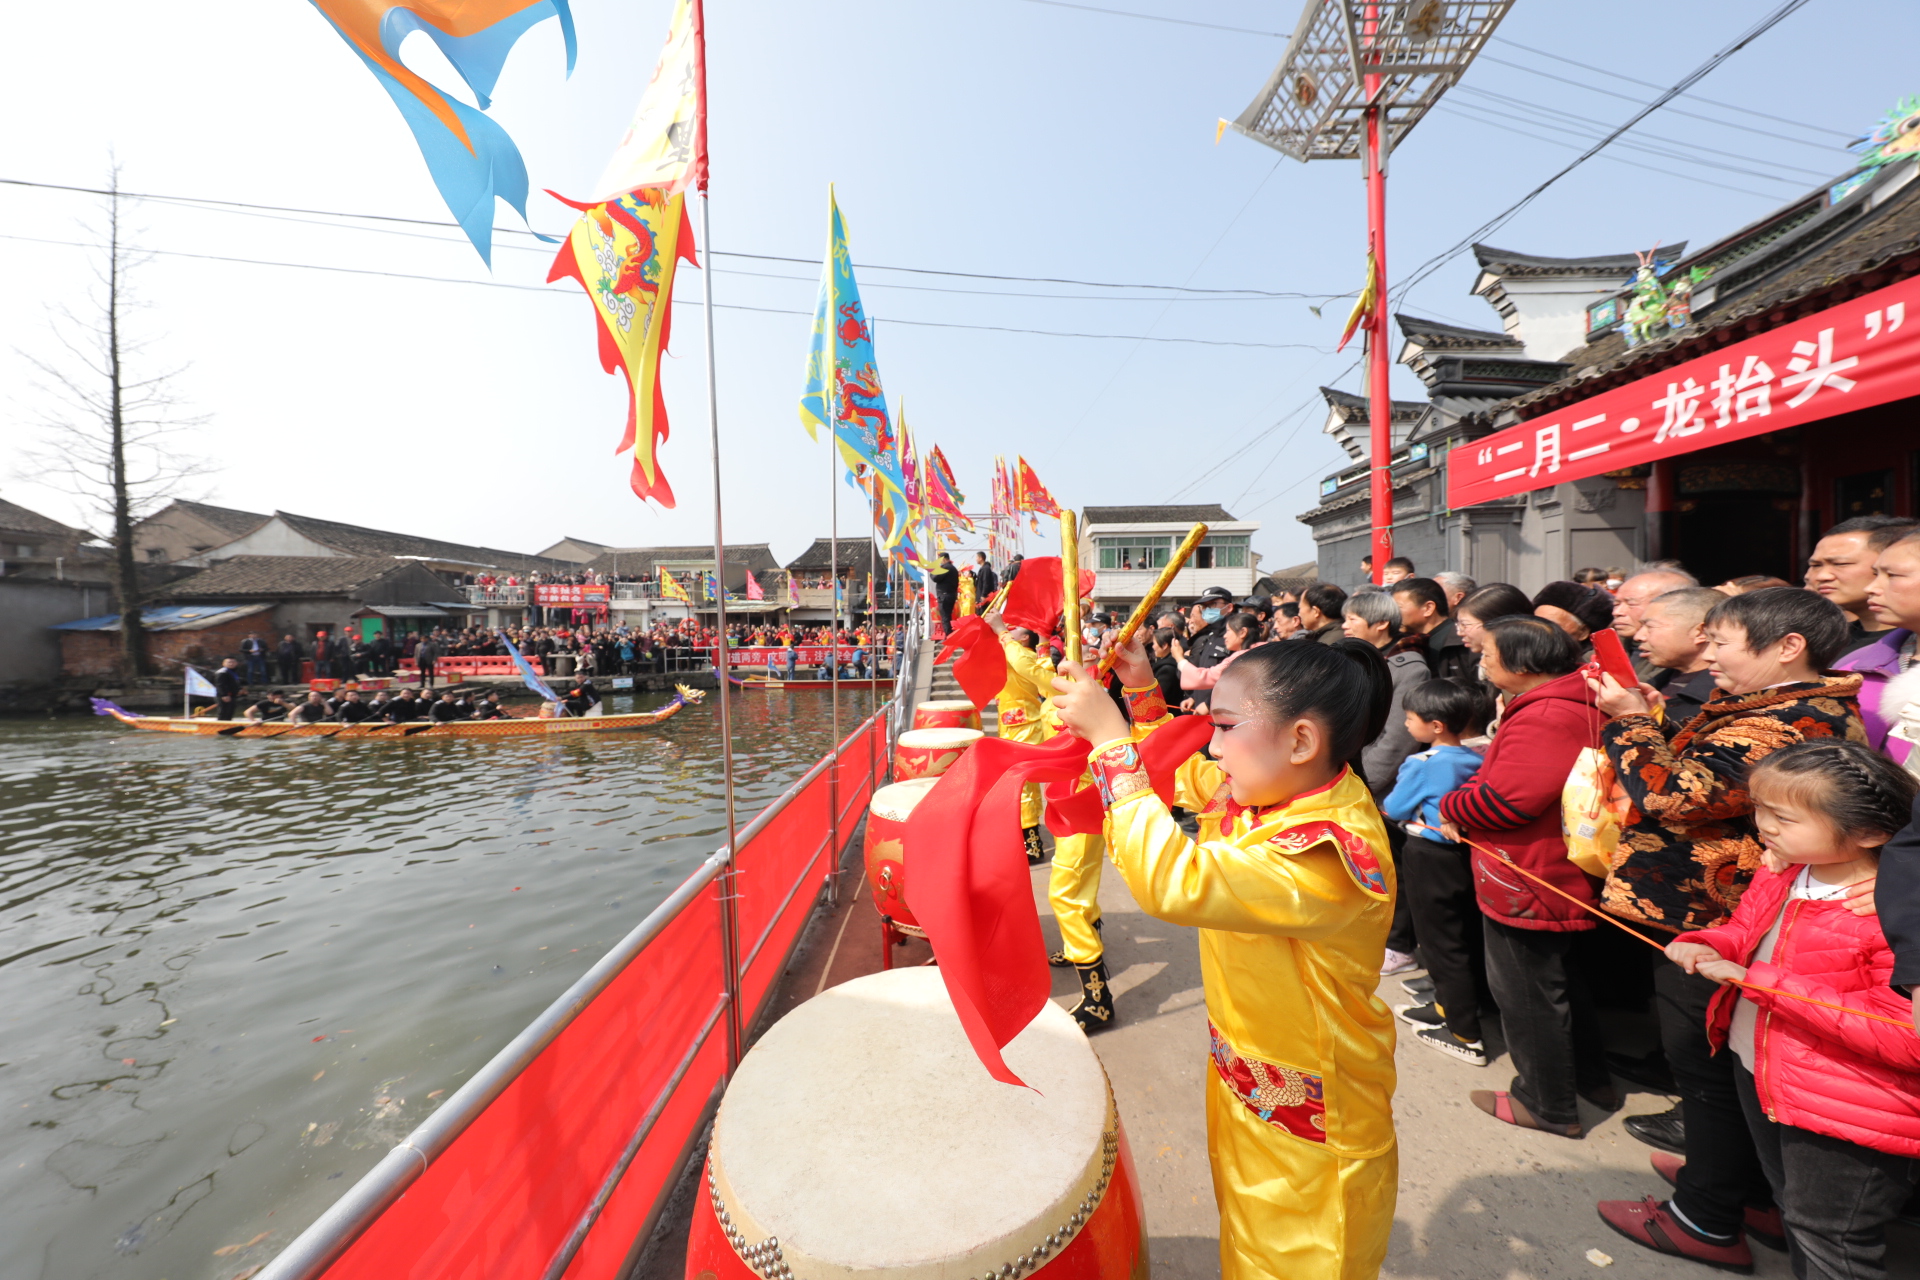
[800,188,911,554]
[308,0,574,264]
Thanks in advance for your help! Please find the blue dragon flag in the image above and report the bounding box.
[798,187,911,553]
[498,631,561,702]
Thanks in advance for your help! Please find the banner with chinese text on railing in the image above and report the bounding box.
[1447,274,1920,509]
[706,645,872,667]
[534,584,612,605]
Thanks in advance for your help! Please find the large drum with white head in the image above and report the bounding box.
[894,727,983,782]
[863,777,940,936]
[685,967,1147,1280]
[912,700,983,733]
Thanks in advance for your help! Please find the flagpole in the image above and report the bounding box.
[828,420,841,907]
[697,188,744,1075]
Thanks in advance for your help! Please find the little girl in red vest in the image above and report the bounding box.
[1661,740,1920,1280]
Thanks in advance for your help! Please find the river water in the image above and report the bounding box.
[0,687,884,1280]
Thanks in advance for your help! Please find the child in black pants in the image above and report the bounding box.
[1382,678,1493,1065]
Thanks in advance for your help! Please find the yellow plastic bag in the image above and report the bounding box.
[1562,747,1628,879]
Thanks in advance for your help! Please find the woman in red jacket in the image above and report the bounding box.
[1437,616,1612,1137]
[1658,741,1920,1280]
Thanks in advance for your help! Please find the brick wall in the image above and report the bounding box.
[60,616,265,680]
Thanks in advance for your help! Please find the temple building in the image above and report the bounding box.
[1299,120,1920,592]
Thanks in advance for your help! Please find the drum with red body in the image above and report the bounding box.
[912,699,983,733]
[893,727,982,781]
[686,967,1148,1280]
[862,777,939,937]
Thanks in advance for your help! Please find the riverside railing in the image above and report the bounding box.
[254,690,904,1280]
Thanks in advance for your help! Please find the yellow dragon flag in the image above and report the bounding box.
[548,188,695,506]
[659,566,692,604]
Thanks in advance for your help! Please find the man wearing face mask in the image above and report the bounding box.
[1184,587,1237,669]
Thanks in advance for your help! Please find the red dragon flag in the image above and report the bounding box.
[545,0,707,506]
[745,570,765,602]
[1016,456,1061,533]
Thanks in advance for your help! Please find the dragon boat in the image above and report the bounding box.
[91,687,706,739]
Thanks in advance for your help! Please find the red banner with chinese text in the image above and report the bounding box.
[533,584,612,605]
[1447,275,1920,509]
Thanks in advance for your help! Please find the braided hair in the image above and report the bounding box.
[1748,739,1917,844]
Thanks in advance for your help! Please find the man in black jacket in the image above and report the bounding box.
[213,658,245,720]
[276,634,304,685]
[931,554,961,632]
[1294,583,1348,644]
[972,552,998,600]
[335,690,373,724]
[384,689,422,722]
[1391,578,1467,680]
[1182,586,1236,667]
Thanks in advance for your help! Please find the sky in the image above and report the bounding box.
[2,0,1916,575]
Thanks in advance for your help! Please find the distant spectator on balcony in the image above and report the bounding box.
[276,634,303,685]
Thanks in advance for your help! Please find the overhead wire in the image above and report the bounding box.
[1391,0,1816,307]
[0,232,1329,350]
[0,176,1314,298]
[1449,84,1832,182]
[1433,102,1798,201]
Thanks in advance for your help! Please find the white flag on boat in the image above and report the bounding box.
[184,667,217,698]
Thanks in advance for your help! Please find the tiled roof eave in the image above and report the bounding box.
[1477,236,1920,424]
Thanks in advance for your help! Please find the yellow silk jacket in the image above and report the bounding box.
[1088,687,1398,1159]
[997,633,1052,738]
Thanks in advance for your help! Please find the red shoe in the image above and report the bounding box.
[1648,1153,1786,1252]
[1598,1197,1754,1274]
[1470,1089,1582,1138]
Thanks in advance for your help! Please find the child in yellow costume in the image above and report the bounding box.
[1050,634,1399,1280]
[990,619,1053,859]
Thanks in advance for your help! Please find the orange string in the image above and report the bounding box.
[1406,823,1917,1034]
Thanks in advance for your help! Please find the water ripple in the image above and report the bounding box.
[0,688,880,1279]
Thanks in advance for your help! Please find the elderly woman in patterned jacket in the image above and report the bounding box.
[1586,587,1866,1273]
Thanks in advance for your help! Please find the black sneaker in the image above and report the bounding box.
[1413,1025,1488,1066]
[1401,974,1436,1002]
[1624,1105,1687,1156]
[1394,1002,1445,1029]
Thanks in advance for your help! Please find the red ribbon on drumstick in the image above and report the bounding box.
[907,717,1215,1086]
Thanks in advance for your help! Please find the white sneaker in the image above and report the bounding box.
[1413,1024,1489,1066]
[1379,949,1419,976]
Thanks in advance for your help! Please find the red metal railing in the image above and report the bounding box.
[255,706,892,1280]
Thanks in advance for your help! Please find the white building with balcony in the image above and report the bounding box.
[1082,505,1261,611]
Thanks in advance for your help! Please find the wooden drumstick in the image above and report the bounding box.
[1095,522,1208,681]
[1059,510,1082,666]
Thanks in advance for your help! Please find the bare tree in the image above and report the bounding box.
[18,168,212,679]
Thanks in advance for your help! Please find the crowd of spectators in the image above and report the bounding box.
[1060,522,1920,1276]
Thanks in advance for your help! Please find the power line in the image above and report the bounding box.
[1450,84,1832,181]
[1393,0,1815,306]
[1018,0,1285,38]
[0,175,1311,298]
[1486,35,1854,141]
[1434,102,1798,200]
[0,232,1329,350]
[1473,53,1845,154]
